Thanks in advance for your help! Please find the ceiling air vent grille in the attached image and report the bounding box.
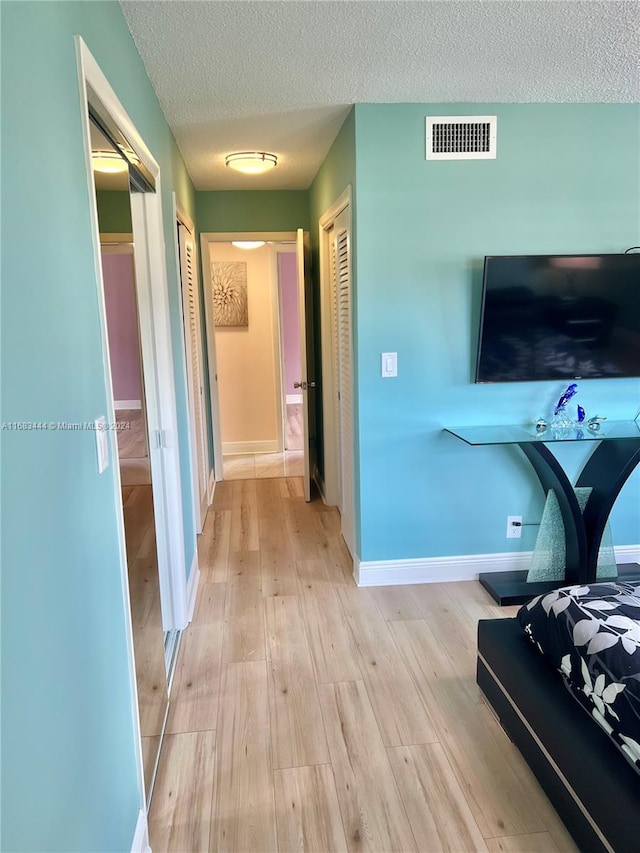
[426,116,497,160]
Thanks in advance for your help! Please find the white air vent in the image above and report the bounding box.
[426,116,497,160]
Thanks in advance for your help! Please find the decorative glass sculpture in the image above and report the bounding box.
[526,487,618,582]
[551,383,578,430]
[588,415,607,431]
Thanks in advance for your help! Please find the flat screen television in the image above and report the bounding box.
[475,254,640,383]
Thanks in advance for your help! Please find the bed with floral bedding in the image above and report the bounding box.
[517,581,640,773]
[477,582,640,853]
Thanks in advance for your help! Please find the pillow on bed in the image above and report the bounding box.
[517,582,640,772]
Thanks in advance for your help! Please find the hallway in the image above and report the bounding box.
[147,478,575,853]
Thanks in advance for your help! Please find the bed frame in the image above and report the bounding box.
[477,618,640,853]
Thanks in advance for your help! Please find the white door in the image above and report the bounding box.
[296,229,315,502]
[331,210,355,555]
[178,222,209,531]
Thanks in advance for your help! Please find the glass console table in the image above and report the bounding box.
[444,421,640,605]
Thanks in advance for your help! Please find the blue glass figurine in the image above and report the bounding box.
[554,383,578,415]
[577,405,586,424]
[551,383,579,430]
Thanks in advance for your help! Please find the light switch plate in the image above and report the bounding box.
[381,352,398,377]
[95,417,109,473]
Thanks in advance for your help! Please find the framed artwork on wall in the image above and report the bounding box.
[211,260,248,326]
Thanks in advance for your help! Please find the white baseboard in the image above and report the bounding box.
[208,468,216,504]
[115,400,142,410]
[355,551,532,587]
[131,810,151,853]
[354,545,640,587]
[615,545,640,565]
[186,556,200,623]
[286,393,303,404]
[223,439,279,455]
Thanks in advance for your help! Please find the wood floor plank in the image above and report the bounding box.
[370,586,423,621]
[149,730,215,853]
[336,587,438,746]
[255,477,284,517]
[211,479,233,511]
[388,743,488,852]
[389,619,549,838]
[280,476,304,498]
[265,595,330,768]
[318,680,418,852]
[297,571,360,683]
[200,510,231,583]
[222,574,265,663]
[211,662,277,853]
[167,598,224,734]
[486,833,561,852]
[227,549,262,584]
[259,513,298,598]
[192,581,226,627]
[230,479,259,552]
[282,496,330,561]
[274,764,348,853]
[317,514,356,586]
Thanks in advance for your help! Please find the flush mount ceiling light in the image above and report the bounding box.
[225,151,277,175]
[232,241,266,250]
[92,150,128,174]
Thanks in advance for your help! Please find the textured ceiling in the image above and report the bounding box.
[120,1,640,191]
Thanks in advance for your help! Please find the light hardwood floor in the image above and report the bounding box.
[149,479,577,853]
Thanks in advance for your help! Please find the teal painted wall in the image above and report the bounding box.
[353,104,640,561]
[1,2,197,850]
[96,190,132,232]
[196,189,310,232]
[308,108,357,483]
[309,109,356,235]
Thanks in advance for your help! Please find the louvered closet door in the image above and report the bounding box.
[178,223,209,532]
[333,208,354,556]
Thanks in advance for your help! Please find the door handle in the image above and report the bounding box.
[293,381,317,390]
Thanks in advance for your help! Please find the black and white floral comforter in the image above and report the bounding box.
[517,582,640,773]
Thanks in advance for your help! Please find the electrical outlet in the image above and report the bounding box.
[506,515,522,539]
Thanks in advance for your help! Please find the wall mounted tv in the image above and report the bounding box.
[475,254,640,383]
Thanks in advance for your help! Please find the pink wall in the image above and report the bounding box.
[101,252,143,403]
[279,252,301,396]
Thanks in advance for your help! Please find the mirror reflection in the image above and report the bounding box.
[91,119,168,799]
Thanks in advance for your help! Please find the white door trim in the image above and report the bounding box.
[76,34,189,809]
[200,231,297,481]
[318,187,351,508]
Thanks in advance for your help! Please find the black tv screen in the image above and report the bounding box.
[475,254,640,383]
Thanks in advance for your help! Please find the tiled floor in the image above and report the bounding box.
[223,404,304,480]
[116,408,151,485]
[223,450,304,480]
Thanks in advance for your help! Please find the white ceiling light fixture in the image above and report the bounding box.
[225,151,277,175]
[231,241,266,249]
[92,150,128,174]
